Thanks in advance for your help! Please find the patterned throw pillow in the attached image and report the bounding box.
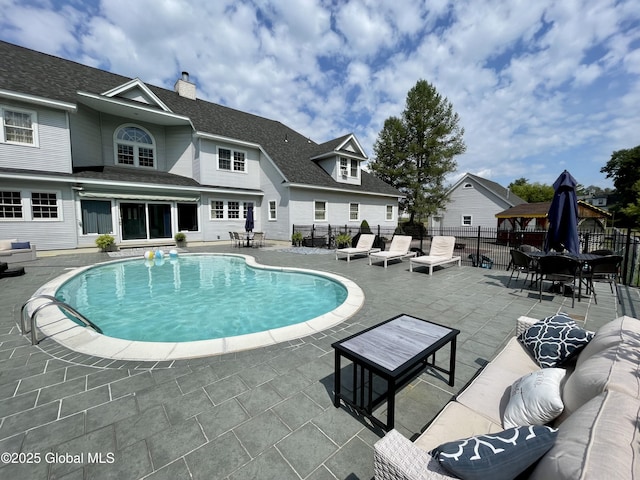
[518,313,594,368]
[430,425,558,480]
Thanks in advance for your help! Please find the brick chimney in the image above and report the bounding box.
[174,71,196,100]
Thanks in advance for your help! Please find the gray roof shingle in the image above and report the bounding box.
[0,41,400,197]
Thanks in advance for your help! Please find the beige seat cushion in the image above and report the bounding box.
[0,239,18,251]
[577,316,640,364]
[414,401,504,453]
[530,390,640,480]
[455,338,540,424]
[562,316,640,414]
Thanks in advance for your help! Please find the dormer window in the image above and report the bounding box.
[114,125,155,168]
[339,157,359,178]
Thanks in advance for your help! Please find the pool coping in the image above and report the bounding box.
[27,253,365,360]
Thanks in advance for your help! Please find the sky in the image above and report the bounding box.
[1,0,639,190]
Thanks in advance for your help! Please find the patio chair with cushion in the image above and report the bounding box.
[409,236,461,275]
[369,235,416,268]
[335,233,379,262]
[538,254,581,308]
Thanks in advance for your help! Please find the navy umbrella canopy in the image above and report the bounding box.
[544,170,580,255]
[245,205,254,232]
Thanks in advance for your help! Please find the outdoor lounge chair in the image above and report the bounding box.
[335,234,380,262]
[368,235,416,268]
[409,236,461,275]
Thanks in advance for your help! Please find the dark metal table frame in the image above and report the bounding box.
[332,314,460,431]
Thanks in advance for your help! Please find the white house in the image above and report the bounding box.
[432,173,526,231]
[0,41,402,251]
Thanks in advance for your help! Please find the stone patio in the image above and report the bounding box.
[1,243,639,479]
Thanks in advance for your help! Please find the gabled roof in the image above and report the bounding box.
[450,173,526,206]
[0,41,399,197]
[495,201,612,219]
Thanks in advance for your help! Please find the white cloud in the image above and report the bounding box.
[1,0,639,188]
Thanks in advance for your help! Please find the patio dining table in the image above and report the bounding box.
[526,251,602,302]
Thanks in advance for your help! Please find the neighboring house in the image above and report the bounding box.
[0,41,401,251]
[432,173,526,231]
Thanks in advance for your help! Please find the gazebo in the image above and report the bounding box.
[495,201,611,248]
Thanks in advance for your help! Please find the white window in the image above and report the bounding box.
[385,205,394,221]
[211,200,224,219]
[228,201,240,219]
[463,183,473,189]
[314,200,327,221]
[243,202,254,219]
[0,191,23,219]
[218,148,246,172]
[31,192,59,220]
[338,157,358,177]
[462,215,472,226]
[1,107,38,146]
[350,159,358,177]
[268,200,277,220]
[349,203,359,221]
[114,125,155,168]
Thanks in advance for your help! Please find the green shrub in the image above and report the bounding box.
[360,219,372,234]
[174,232,186,242]
[95,234,115,251]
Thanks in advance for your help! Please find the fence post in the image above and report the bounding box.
[475,226,481,267]
[623,228,631,285]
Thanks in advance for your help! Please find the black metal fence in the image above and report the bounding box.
[292,224,640,286]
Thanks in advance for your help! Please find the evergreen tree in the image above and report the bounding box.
[370,80,465,222]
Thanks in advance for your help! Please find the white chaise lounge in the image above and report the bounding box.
[409,236,461,275]
[335,234,380,262]
[368,235,416,268]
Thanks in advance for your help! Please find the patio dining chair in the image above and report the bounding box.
[537,255,581,308]
[582,255,623,304]
[507,249,538,290]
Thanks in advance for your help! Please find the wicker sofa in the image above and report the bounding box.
[0,239,36,264]
[374,315,640,479]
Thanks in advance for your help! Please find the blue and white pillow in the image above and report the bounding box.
[430,425,558,480]
[518,313,593,368]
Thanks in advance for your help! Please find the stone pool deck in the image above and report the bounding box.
[1,243,639,480]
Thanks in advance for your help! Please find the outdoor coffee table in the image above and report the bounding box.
[332,313,459,431]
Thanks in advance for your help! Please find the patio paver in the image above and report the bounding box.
[1,244,639,479]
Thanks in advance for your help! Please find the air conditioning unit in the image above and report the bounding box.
[340,167,348,176]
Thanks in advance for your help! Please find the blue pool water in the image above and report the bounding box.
[55,255,348,342]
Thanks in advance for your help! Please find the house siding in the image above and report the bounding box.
[70,105,103,167]
[0,101,71,173]
[441,181,512,228]
[0,179,77,250]
[166,126,194,179]
[98,114,167,171]
[199,139,261,190]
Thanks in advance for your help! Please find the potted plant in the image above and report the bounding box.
[291,231,303,246]
[360,219,372,234]
[95,234,116,252]
[335,233,352,249]
[174,232,187,247]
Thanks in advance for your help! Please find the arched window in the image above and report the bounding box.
[114,125,155,168]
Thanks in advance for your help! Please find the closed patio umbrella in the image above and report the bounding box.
[244,205,254,246]
[245,205,254,233]
[544,170,579,255]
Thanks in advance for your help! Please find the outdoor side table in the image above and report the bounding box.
[332,314,459,431]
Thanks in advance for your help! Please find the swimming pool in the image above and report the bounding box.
[55,255,348,342]
[31,254,364,360]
